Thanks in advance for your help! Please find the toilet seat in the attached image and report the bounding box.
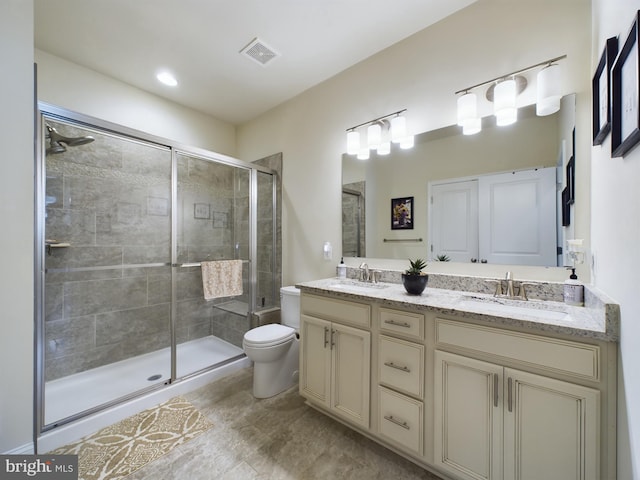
[243,324,296,348]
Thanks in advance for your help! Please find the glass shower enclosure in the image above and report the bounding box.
[35,104,277,432]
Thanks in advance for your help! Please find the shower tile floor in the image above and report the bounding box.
[122,367,446,480]
[45,336,243,425]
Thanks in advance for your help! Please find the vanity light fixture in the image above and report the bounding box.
[536,62,562,116]
[494,78,518,126]
[455,55,566,132]
[457,91,481,135]
[367,122,382,150]
[346,130,360,155]
[345,109,411,157]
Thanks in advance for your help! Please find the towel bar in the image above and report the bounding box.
[383,238,423,243]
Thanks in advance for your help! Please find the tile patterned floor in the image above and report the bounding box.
[125,367,446,479]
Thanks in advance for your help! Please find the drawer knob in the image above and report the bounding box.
[384,361,411,373]
[384,415,410,430]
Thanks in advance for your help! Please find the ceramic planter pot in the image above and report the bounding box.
[401,273,429,295]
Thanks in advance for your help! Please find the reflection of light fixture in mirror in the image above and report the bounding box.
[346,130,360,155]
[537,63,562,116]
[457,92,481,135]
[345,109,411,156]
[493,78,518,126]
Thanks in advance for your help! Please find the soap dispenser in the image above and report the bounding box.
[563,268,584,306]
[337,257,347,279]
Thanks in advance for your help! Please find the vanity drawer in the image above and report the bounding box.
[378,335,424,399]
[435,318,600,381]
[378,386,423,456]
[379,308,424,340]
[301,293,370,328]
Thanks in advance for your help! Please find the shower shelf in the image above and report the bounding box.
[214,300,249,317]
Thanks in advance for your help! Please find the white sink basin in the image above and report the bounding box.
[328,281,390,293]
[457,297,571,322]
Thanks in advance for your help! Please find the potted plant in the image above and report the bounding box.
[402,258,429,295]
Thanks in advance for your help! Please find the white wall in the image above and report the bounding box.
[35,50,237,156]
[591,1,640,478]
[237,0,592,286]
[0,0,35,453]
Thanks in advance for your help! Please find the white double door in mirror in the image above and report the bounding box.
[429,167,557,266]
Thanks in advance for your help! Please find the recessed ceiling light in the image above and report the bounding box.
[156,71,178,87]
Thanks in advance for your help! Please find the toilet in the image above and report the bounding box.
[242,286,300,398]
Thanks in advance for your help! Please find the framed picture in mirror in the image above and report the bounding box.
[562,187,571,227]
[593,36,618,145]
[566,156,575,204]
[391,197,413,230]
[612,10,640,157]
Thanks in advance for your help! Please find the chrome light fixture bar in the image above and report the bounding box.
[455,55,567,134]
[345,109,413,157]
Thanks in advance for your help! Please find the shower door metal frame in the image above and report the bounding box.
[34,102,278,439]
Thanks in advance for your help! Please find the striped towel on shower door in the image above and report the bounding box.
[201,260,243,300]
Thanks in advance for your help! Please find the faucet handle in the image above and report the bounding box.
[485,279,502,296]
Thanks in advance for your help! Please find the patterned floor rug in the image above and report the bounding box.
[49,396,213,480]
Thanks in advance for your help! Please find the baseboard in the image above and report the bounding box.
[3,443,35,455]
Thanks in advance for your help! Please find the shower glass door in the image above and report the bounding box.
[42,117,173,426]
[174,152,249,378]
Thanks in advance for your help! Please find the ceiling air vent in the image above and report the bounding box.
[240,37,280,67]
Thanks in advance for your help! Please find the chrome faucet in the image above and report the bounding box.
[359,262,370,282]
[505,271,515,298]
[488,272,529,300]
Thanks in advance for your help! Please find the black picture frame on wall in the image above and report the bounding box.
[391,197,414,230]
[612,10,640,157]
[593,36,619,145]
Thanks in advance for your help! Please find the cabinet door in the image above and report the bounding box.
[434,351,503,480]
[331,323,371,428]
[299,314,331,407]
[504,368,599,480]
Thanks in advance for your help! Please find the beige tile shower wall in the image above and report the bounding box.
[44,121,173,381]
[254,153,283,305]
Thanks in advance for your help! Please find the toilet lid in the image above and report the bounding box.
[243,324,296,347]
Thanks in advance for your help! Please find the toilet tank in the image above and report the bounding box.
[280,286,300,329]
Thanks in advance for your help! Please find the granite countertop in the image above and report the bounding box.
[296,277,619,342]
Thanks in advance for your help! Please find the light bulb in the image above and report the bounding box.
[367,123,382,150]
[494,79,517,126]
[391,116,407,143]
[346,130,360,155]
[537,64,561,116]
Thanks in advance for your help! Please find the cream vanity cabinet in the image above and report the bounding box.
[299,293,371,428]
[376,308,426,457]
[433,319,602,480]
[298,287,616,480]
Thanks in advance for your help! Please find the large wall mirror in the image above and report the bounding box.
[342,94,576,267]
